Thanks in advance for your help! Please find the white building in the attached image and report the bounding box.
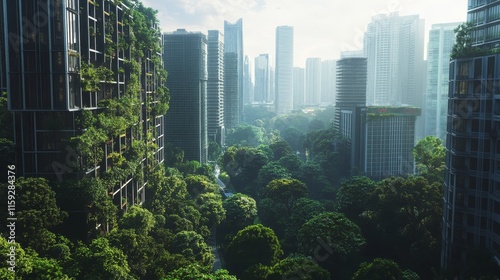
[321,60,337,105]
[424,23,459,141]
[293,67,305,110]
[275,26,294,115]
[254,54,270,103]
[305,57,322,106]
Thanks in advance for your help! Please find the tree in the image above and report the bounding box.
[269,140,293,160]
[335,176,376,222]
[281,127,306,158]
[222,193,257,230]
[262,178,308,216]
[412,136,445,183]
[257,162,291,191]
[185,174,219,198]
[226,124,267,147]
[71,238,135,280]
[351,258,407,280]
[278,154,303,176]
[169,231,215,269]
[450,22,475,59]
[297,212,365,261]
[268,255,330,280]
[225,224,283,277]
[285,198,326,252]
[0,177,67,253]
[164,264,237,280]
[196,192,226,229]
[119,205,156,235]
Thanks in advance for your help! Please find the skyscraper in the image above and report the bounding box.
[207,30,225,147]
[442,0,500,270]
[164,29,208,164]
[224,19,244,124]
[293,67,305,110]
[363,12,425,106]
[305,57,321,106]
[243,55,253,106]
[275,26,294,115]
[321,60,337,105]
[254,54,270,103]
[425,23,459,142]
[335,57,367,172]
[5,0,165,209]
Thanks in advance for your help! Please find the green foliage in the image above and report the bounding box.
[185,174,219,198]
[119,205,156,235]
[225,224,283,277]
[257,162,292,191]
[268,255,330,280]
[163,264,237,280]
[0,138,15,179]
[262,178,308,216]
[0,91,14,140]
[222,193,258,228]
[196,192,226,229]
[335,176,376,221]
[226,124,267,147]
[450,22,474,60]
[412,136,445,183]
[297,212,365,259]
[269,140,293,160]
[351,258,407,280]
[71,238,135,280]
[169,231,214,269]
[80,62,114,92]
[285,198,326,252]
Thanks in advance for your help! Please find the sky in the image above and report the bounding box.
[142,0,468,68]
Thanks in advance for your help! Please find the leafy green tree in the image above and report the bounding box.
[144,174,188,215]
[257,162,292,191]
[165,214,194,233]
[351,258,408,280]
[450,22,475,59]
[119,205,156,235]
[71,238,135,280]
[225,224,283,277]
[278,154,303,176]
[226,124,267,147]
[258,197,288,238]
[185,174,219,198]
[169,231,214,269]
[164,143,184,167]
[262,178,308,216]
[298,212,365,258]
[177,160,202,175]
[208,140,222,162]
[281,127,306,158]
[196,192,226,229]
[164,264,237,280]
[222,193,258,229]
[269,140,293,160]
[268,255,330,280]
[412,136,445,183]
[285,198,326,252]
[335,176,376,221]
[0,177,67,253]
[308,119,325,132]
[296,161,333,200]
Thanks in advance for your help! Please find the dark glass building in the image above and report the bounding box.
[163,29,208,164]
[442,0,500,270]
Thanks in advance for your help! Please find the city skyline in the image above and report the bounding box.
[144,0,467,67]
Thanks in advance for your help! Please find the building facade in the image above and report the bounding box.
[163,29,208,164]
[207,30,225,147]
[364,106,420,180]
[363,12,425,106]
[321,59,336,105]
[335,57,367,173]
[275,26,294,115]
[254,54,270,103]
[305,57,321,106]
[293,67,305,110]
[224,19,244,124]
[425,23,459,142]
[4,0,165,209]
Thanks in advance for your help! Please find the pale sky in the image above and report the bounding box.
[143,0,468,67]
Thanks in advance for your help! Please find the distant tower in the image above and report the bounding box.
[364,12,425,106]
[254,54,270,103]
[207,30,225,147]
[305,58,321,106]
[321,60,337,105]
[224,19,244,125]
[275,26,294,115]
[164,29,208,163]
[424,23,458,142]
[293,67,305,110]
[243,55,253,106]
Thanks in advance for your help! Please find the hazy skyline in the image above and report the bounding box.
[144,0,467,67]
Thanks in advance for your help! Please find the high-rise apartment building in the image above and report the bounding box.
[425,23,459,142]
[442,0,500,270]
[207,30,225,147]
[321,60,336,105]
[163,29,208,164]
[275,26,294,115]
[224,19,244,124]
[305,58,321,106]
[335,57,367,172]
[254,54,270,103]
[5,0,165,209]
[363,12,425,106]
[293,67,305,110]
[243,55,253,106]
[364,106,420,179]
